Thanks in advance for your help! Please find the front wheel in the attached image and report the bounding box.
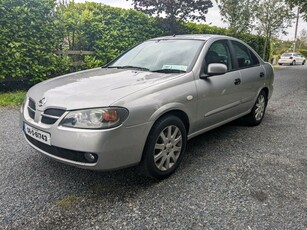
[303,60,305,65]
[244,91,268,126]
[140,116,187,180]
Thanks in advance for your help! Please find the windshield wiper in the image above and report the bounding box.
[107,65,150,71]
[151,69,186,73]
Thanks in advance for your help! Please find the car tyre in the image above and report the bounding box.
[303,60,305,65]
[278,63,282,66]
[140,115,187,180]
[244,90,267,126]
[291,60,296,65]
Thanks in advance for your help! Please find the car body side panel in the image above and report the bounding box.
[262,63,274,99]
[194,71,245,130]
[239,65,266,110]
[112,72,199,134]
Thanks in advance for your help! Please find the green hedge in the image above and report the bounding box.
[181,22,269,60]
[62,4,268,67]
[53,2,166,71]
[298,49,307,57]
[0,0,70,90]
[0,1,267,91]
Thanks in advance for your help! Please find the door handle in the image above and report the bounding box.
[234,78,241,85]
[260,72,265,78]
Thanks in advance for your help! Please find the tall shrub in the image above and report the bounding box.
[0,0,70,89]
[57,3,167,65]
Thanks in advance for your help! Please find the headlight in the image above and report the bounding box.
[60,107,129,129]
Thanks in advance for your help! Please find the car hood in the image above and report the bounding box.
[28,68,181,110]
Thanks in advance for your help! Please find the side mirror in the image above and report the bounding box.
[208,63,227,75]
[200,63,227,79]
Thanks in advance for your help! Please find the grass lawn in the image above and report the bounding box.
[0,91,26,106]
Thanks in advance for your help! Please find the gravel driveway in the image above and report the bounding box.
[1,65,306,229]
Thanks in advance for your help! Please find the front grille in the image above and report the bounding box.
[44,109,66,117]
[41,109,66,125]
[27,98,36,119]
[26,98,66,125]
[25,134,98,164]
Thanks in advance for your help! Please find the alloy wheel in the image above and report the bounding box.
[153,125,182,171]
[255,94,266,121]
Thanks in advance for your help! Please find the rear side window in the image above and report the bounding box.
[232,41,260,68]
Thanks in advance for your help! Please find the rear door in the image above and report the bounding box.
[230,40,264,112]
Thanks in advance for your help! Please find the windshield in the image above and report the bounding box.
[109,39,204,73]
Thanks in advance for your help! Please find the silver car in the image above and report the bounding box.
[20,35,274,179]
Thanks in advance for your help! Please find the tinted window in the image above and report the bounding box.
[232,41,259,68]
[204,40,232,73]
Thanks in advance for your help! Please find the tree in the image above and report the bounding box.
[56,2,87,50]
[130,0,213,34]
[297,29,307,49]
[254,0,295,60]
[216,0,258,35]
[286,0,307,21]
[270,38,293,58]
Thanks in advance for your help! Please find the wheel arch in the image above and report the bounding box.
[139,109,189,178]
[152,110,190,134]
[262,87,269,101]
[141,108,190,159]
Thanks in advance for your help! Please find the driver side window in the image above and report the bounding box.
[204,40,232,73]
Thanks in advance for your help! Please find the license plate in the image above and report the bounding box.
[24,123,51,145]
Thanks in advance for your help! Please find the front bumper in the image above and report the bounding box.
[20,105,152,170]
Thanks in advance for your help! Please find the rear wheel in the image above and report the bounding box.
[303,60,306,65]
[244,91,267,126]
[140,115,187,180]
[291,60,296,65]
[278,63,282,66]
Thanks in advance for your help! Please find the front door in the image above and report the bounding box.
[195,40,244,130]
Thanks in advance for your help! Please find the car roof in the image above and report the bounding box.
[150,34,231,41]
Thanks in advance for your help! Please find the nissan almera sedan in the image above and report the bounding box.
[20,35,274,180]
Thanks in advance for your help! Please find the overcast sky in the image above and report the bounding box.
[75,0,306,41]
